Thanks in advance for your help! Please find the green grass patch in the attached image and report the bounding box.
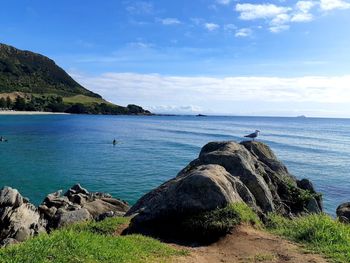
[0,217,186,263]
[183,202,261,239]
[63,95,108,105]
[285,183,321,205]
[230,202,261,226]
[66,217,130,235]
[267,213,350,263]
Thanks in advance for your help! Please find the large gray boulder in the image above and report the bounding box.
[39,184,129,229]
[126,141,323,237]
[0,187,46,246]
[127,165,254,225]
[198,141,275,212]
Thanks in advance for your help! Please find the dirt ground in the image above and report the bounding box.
[173,225,329,263]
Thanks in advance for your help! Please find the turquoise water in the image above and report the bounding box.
[0,115,349,215]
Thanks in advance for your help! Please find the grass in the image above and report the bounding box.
[66,216,130,235]
[182,202,261,240]
[0,217,186,263]
[3,203,347,262]
[230,202,261,227]
[63,95,108,105]
[267,213,350,263]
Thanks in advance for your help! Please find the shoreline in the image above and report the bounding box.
[0,110,69,115]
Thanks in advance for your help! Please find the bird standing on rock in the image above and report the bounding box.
[244,130,260,141]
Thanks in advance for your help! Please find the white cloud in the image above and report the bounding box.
[148,105,203,114]
[235,28,253,37]
[291,12,313,22]
[235,3,292,33]
[269,24,290,33]
[159,18,181,25]
[125,1,154,15]
[224,24,237,33]
[291,1,315,22]
[270,13,290,25]
[204,23,220,31]
[216,0,231,5]
[319,0,350,10]
[72,73,350,117]
[234,0,349,33]
[268,12,291,32]
[296,1,316,13]
[127,41,153,49]
[235,3,291,20]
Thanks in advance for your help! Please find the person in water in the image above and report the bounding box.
[113,139,116,145]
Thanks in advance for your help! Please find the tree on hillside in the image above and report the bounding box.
[13,96,26,111]
[65,103,88,114]
[0,98,6,109]
[127,104,144,114]
[6,96,12,109]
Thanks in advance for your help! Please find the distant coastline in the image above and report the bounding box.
[0,110,69,115]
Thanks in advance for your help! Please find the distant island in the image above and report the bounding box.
[0,43,151,115]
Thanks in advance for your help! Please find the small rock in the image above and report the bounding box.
[306,197,321,214]
[83,199,127,219]
[70,193,87,205]
[46,196,72,207]
[0,238,19,247]
[101,198,129,211]
[44,190,62,202]
[65,184,89,197]
[96,211,115,221]
[0,187,23,208]
[337,202,350,223]
[55,208,92,228]
[14,227,32,242]
[0,187,47,245]
[39,205,57,219]
[297,179,315,193]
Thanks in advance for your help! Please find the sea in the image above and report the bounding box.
[0,114,349,215]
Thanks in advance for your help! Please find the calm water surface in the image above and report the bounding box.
[0,115,349,215]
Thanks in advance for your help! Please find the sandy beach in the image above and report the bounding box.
[0,110,69,115]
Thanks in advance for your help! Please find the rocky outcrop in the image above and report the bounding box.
[0,184,129,246]
[126,165,253,231]
[39,184,129,229]
[0,187,46,246]
[336,203,350,223]
[126,141,322,238]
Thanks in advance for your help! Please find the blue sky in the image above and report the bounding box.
[1,0,350,116]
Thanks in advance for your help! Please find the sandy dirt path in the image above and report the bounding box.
[173,225,328,263]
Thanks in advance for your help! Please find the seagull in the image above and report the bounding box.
[244,130,260,141]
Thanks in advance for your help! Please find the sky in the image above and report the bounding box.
[1,0,350,117]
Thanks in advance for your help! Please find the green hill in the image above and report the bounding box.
[0,43,150,115]
[0,43,99,97]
